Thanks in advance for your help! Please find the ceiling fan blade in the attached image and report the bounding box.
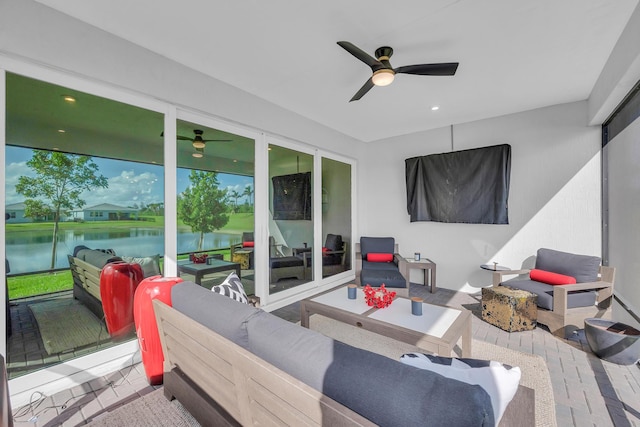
[337,41,382,69]
[202,139,233,143]
[394,62,459,76]
[176,135,193,141]
[349,78,375,102]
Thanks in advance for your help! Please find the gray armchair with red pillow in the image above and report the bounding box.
[493,248,615,337]
[355,236,408,297]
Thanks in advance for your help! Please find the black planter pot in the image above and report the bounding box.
[584,318,640,365]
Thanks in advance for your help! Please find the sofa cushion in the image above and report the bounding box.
[270,256,304,268]
[211,272,248,304]
[325,234,343,251]
[502,279,596,311]
[361,260,397,271]
[400,353,520,425]
[360,237,395,258]
[78,249,122,269]
[535,248,601,283]
[121,255,161,278]
[246,311,494,426]
[361,269,406,289]
[530,268,576,286]
[171,281,260,349]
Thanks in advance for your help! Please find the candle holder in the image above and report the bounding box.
[347,284,357,299]
[411,297,423,316]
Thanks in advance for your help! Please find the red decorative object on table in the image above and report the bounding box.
[190,253,208,263]
[363,284,396,308]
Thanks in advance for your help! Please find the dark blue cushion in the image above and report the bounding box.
[361,260,397,271]
[361,269,406,289]
[535,248,601,283]
[502,279,596,310]
[360,237,395,258]
[270,256,304,268]
[246,311,494,426]
[77,249,122,268]
[325,234,343,252]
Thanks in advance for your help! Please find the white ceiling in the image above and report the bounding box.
[34,0,639,142]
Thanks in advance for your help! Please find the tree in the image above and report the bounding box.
[16,151,108,269]
[178,170,229,251]
[230,190,241,212]
[242,185,254,208]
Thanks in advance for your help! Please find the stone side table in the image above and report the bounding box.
[482,285,537,332]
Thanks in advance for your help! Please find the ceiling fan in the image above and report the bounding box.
[337,41,459,102]
[174,129,232,149]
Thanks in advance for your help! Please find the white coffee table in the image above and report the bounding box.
[300,286,471,357]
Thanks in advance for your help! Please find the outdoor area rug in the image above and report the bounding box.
[85,389,200,427]
[28,299,108,355]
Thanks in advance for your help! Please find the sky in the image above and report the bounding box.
[4,146,254,209]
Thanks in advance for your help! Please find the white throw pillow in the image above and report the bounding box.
[212,272,249,304]
[400,353,521,425]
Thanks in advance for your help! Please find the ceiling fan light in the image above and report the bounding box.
[372,69,395,86]
[192,140,206,149]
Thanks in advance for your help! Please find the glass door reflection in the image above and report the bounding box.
[321,158,352,278]
[268,145,313,294]
[175,119,255,295]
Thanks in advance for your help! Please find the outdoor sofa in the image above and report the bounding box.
[68,246,161,319]
[153,281,534,427]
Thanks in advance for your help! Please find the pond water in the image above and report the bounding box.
[5,227,243,274]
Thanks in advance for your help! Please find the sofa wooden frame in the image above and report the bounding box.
[493,266,615,336]
[67,255,105,319]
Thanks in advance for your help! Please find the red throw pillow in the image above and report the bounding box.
[243,241,254,248]
[322,247,329,252]
[367,253,393,262]
[530,269,576,285]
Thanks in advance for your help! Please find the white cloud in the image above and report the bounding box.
[5,161,35,204]
[81,170,163,208]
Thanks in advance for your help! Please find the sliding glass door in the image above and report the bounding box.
[174,116,256,295]
[4,72,164,379]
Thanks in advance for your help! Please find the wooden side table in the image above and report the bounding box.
[405,258,437,293]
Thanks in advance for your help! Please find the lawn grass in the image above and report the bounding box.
[6,213,254,234]
[8,271,72,300]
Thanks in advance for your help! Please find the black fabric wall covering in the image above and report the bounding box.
[405,144,511,224]
[272,172,312,220]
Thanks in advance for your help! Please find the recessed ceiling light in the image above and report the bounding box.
[233,159,238,163]
[57,129,66,133]
[52,147,60,151]
[62,95,76,103]
[431,106,440,111]
[192,152,203,158]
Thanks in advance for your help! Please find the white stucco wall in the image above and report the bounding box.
[359,101,602,293]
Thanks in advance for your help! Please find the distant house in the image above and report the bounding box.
[74,203,138,221]
[5,202,58,223]
[5,202,29,223]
